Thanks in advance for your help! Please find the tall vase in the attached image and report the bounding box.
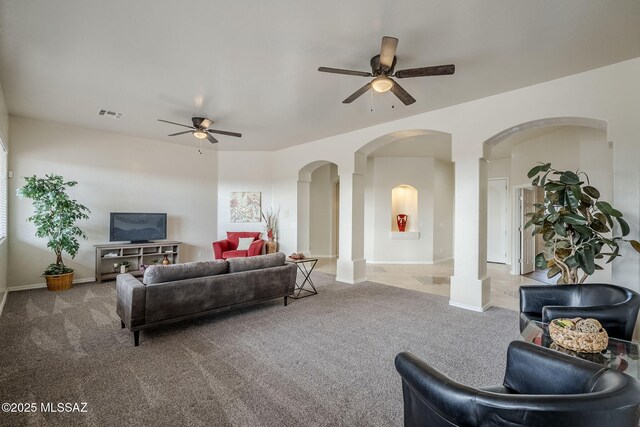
[162,255,170,265]
[397,214,408,232]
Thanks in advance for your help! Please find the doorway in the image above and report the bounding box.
[487,178,508,263]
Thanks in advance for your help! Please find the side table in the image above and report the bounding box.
[286,257,318,299]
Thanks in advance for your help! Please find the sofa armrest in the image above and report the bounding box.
[116,273,146,329]
[248,239,264,257]
[212,239,230,259]
[395,352,478,426]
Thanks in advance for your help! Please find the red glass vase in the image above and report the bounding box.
[397,214,407,232]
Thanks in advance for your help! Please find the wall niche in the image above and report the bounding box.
[391,184,419,239]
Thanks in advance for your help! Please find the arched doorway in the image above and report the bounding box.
[297,161,339,258]
[483,117,610,284]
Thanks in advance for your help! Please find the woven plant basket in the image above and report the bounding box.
[44,272,74,291]
[549,318,608,353]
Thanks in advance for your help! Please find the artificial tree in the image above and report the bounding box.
[17,174,90,289]
[525,163,640,284]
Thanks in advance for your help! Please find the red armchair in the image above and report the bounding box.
[213,232,264,259]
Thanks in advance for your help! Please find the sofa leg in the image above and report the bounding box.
[284,296,288,307]
[121,320,125,329]
[134,331,140,347]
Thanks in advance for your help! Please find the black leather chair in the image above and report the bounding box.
[519,283,640,341]
[395,341,640,427]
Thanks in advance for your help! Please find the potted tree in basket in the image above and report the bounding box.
[525,163,640,284]
[17,174,90,291]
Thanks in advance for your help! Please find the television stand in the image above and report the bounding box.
[94,241,181,283]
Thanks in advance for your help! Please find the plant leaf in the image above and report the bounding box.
[559,171,580,185]
[630,240,640,253]
[553,222,566,237]
[527,165,543,179]
[583,185,600,199]
[616,217,630,237]
[535,253,547,270]
[547,265,562,278]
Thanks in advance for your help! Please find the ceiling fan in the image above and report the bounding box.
[318,36,455,106]
[157,117,242,144]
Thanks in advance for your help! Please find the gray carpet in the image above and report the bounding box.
[0,272,520,426]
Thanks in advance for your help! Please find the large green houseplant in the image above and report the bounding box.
[17,174,90,291]
[525,163,640,284]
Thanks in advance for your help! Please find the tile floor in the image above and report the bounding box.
[313,258,547,311]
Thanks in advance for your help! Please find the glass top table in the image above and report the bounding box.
[520,320,640,379]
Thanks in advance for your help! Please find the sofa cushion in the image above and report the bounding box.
[143,260,228,285]
[228,252,285,273]
[222,250,248,259]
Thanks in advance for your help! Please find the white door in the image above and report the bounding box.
[487,179,508,263]
[520,188,536,274]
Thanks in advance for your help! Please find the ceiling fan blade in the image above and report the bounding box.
[206,133,218,144]
[157,119,194,129]
[343,82,372,103]
[206,129,242,138]
[167,130,193,136]
[379,36,399,69]
[318,67,372,77]
[394,64,455,79]
[390,80,416,105]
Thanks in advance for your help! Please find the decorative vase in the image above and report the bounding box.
[120,265,127,274]
[266,237,278,254]
[397,214,408,232]
[162,255,170,265]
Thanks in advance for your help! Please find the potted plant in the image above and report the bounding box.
[17,174,90,291]
[119,261,130,274]
[525,163,640,284]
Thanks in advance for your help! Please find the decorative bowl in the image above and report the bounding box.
[548,317,608,353]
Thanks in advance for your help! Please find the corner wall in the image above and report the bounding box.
[0,80,9,311]
[8,117,218,288]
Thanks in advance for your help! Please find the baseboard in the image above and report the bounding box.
[9,277,95,292]
[367,260,434,265]
[432,257,453,264]
[449,300,492,312]
[0,290,7,317]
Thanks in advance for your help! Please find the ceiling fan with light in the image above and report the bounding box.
[318,36,455,105]
[157,117,242,144]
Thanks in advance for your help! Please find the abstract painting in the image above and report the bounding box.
[230,191,261,222]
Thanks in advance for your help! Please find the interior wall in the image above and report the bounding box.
[309,163,337,257]
[0,81,9,307]
[489,126,611,281]
[217,151,274,242]
[370,156,434,263]
[8,117,218,288]
[433,159,455,262]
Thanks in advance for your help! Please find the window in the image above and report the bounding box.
[0,138,6,240]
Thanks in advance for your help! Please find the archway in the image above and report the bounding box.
[297,161,339,258]
[483,117,610,284]
[355,129,454,267]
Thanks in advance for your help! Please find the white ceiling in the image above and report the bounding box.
[0,1,639,151]
[369,132,451,161]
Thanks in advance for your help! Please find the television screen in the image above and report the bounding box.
[110,212,167,243]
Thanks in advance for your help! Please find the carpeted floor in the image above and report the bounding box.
[0,272,520,426]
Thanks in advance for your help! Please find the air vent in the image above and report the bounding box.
[97,109,124,119]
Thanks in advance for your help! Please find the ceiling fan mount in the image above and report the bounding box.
[158,116,242,144]
[318,36,455,105]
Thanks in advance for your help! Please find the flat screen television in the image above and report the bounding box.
[110,212,167,243]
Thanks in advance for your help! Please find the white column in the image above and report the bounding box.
[449,156,491,311]
[296,178,311,255]
[336,171,367,284]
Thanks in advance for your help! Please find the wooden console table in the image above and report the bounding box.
[94,241,181,283]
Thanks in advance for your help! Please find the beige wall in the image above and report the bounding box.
[433,159,455,262]
[8,117,218,288]
[0,80,8,307]
[309,163,337,257]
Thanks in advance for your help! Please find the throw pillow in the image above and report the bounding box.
[236,237,254,251]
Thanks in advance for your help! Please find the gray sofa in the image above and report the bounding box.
[116,252,296,346]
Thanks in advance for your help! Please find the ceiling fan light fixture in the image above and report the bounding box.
[193,130,208,139]
[371,75,394,93]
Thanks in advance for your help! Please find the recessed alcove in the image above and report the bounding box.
[391,184,418,233]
